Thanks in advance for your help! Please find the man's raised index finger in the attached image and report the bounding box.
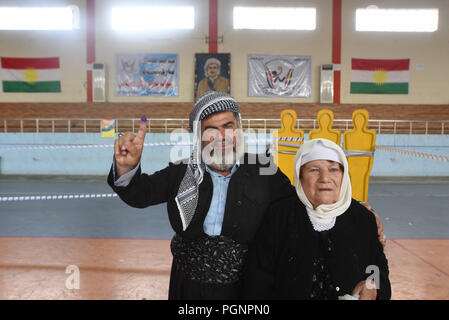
[136,115,148,141]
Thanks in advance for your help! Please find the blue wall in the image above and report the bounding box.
[0,133,448,176]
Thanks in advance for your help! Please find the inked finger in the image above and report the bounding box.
[135,117,148,144]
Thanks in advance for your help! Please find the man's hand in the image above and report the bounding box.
[114,118,147,178]
[361,202,386,248]
[352,280,377,300]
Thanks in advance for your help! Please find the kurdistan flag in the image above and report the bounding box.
[350,58,409,94]
[1,57,61,92]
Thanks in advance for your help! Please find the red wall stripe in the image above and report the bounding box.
[86,0,95,102]
[209,0,218,53]
[332,0,341,104]
[1,57,60,69]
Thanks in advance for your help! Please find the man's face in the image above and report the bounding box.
[200,111,241,171]
[206,63,219,79]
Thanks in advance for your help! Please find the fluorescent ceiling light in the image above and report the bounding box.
[233,6,316,30]
[0,6,79,30]
[112,6,194,30]
[356,8,438,32]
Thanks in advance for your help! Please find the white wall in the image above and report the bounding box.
[97,0,208,102]
[0,0,448,104]
[0,0,86,102]
[219,0,332,103]
[341,0,449,104]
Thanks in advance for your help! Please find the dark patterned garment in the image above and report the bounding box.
[108,152,295,299]
[309,230,337,300]
[171,233,248,285]
[242,197,391,300]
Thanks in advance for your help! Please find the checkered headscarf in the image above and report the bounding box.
[176,91,241,231]
[189,91,240,131]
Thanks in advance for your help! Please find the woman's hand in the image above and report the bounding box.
[361,202,387,248]
[352,280,377,300]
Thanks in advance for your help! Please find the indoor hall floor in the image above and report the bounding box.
[0,177,448,300]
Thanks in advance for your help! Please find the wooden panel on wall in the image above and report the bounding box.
[0,102,448,120]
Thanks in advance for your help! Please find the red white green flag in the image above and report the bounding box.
[1,57,61,92]
[350,58,409,94]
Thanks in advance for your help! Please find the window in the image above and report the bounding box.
[233,6,316,30]
[0,6,79,30]
[356,7,438,32]
[112,6,194,31]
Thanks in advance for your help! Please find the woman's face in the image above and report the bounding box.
[300,160,344,209]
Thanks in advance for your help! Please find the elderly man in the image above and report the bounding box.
[196,58,230,99]
[107,91,294,299]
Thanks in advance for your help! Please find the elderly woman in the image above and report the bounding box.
[242,138,391,300]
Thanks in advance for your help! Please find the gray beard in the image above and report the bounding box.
[207,162,235,172]
[202,136,244,172]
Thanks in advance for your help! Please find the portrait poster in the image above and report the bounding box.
[248,54,312,98]
[115,53,178,97]
[194,53,230,100]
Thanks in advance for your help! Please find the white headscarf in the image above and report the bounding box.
[293,138,352,230]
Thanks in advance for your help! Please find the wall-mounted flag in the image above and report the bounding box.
[115,53,178,97]
[350,58,410,94]
[1,57,61,92]
[248,54,312,98]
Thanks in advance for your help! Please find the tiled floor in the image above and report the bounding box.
[0,237,447,300]
[0,178,448,299]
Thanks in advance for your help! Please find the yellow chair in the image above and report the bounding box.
[272,110,304,185]
[343,109,376,203]
[308,109,341,145]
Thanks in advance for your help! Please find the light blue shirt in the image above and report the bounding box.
[112,156,140,187]
[112,157,240,236]
[203,162,240,236]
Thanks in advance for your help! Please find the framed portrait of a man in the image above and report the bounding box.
[194,53,230,100]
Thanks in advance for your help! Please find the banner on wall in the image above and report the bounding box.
[0,57,61,93]
[248,54,311,98]
[115,54,178,96]
[350,58,410,94]
[194,53,230,100]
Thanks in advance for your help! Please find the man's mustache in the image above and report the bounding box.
[202,136,234,147]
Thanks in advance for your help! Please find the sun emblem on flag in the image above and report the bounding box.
[372,69,387,85]
[23,68,38,84]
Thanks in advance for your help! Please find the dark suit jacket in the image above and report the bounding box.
[243,196,391,300]
[107,153,295,299]
[107,153,294,243]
